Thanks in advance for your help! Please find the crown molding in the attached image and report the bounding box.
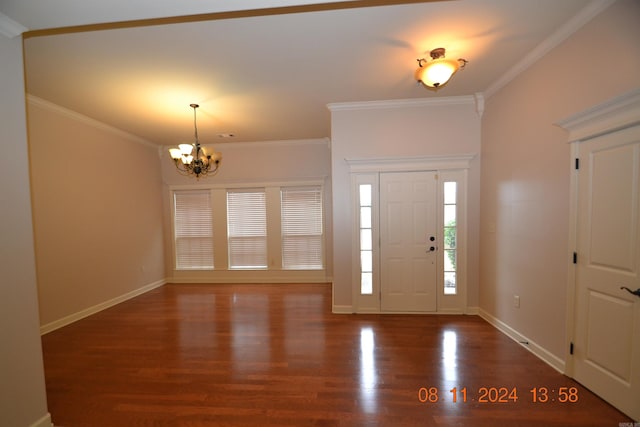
[555,88,640,142]
[198,137,330,150]
[27,94,158,148]
[327,95,475,112]
[474,92,485,118]
[0,12,28,38]
[484,0,617,99]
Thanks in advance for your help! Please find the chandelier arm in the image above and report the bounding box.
[172,159,191,176]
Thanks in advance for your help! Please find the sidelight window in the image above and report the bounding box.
[359,184,373,295]
[443,182,457,295]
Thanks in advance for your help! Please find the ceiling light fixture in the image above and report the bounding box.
[168,104,222,178]
[415,48,468,89]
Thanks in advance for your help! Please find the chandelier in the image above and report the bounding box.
[415,48,468,89]
[168,103,222,178]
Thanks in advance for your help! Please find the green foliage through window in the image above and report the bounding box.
[444,219,456,270]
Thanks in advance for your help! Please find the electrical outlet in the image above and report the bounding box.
[514,295,520,308]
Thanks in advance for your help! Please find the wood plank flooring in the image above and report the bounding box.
[41,283,633,426]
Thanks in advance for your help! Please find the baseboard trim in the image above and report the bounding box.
[478,308,565,373]
[340,304,479,316]
[332,305,354,314]
[435,308,466,315]
[342,306,480,315]
[40,279,166,335]
[169,276,331,284]
[465,306,479,315]
[30,413,52,427]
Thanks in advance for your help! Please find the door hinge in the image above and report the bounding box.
[570,342,574,355]
[575,158,580,170]
[573,252,577,264]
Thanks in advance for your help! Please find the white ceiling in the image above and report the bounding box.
[3,0,596,145]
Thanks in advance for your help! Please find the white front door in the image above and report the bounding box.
[573,124,640,420]
[380,171,437,312]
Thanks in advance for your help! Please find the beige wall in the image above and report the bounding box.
[330,99,482,311]
[160,139,333,283]
[28,98,166,328]
[0,34,50,427]
[479,0,640,359]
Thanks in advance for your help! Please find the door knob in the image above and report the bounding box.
[620,286,640,297]
[427,246,436,253]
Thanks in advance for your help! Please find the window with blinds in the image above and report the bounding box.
[281,186,323,270]
[173,190,214,269]
[227,189,267,269]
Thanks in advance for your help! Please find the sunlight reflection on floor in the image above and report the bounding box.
[360,326,377,414]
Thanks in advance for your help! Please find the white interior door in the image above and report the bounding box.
[573,124,640,420]
[380,171,437,312]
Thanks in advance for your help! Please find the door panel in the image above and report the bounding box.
[586,291,633,380]
[589,143,637,271]
[380,171,437,312]
[574,125,640,420]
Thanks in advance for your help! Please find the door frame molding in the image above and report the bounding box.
[347,154,474,314]
[346,154,475,173]
[556,88,640,376]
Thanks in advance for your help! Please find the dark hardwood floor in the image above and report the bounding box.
[41,283,632,426]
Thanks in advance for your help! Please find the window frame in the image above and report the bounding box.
[172,189,214,270]
[443,181,458,295]
[280,185,324,270]
[170,180,326,274]
[351,173,380,312]
[227,188,268,270]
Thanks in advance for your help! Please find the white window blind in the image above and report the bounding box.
[227,189,267,269]
[281,186,323,270]
[173,190,214,269]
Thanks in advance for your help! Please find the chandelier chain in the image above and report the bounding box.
[191,103,199,143]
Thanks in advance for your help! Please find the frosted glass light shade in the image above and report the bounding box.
[169,148,182,159]
[182,155,194,164]
[416,59,460,88]
[179,144,193,155]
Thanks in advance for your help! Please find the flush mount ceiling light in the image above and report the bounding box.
[168,104,222,179]
[415,48,468,89]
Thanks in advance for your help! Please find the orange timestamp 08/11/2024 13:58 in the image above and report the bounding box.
[417,386,579,404]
